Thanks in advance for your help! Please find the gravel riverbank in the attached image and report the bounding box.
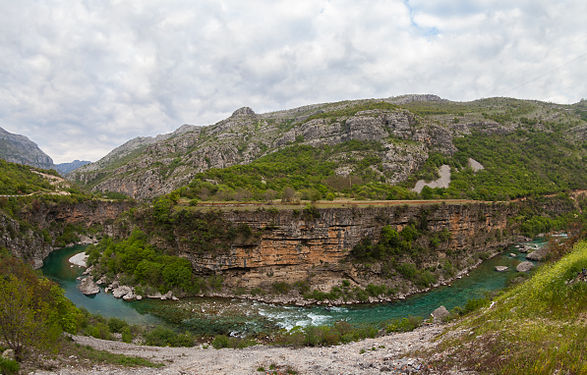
[30,324,471,375]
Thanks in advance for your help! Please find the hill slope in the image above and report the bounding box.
[70,95,586,200]
[0,126,54,169]
[429,239,586,374]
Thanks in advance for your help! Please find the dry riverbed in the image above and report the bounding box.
[29,324,472,375]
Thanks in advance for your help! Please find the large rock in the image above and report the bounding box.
[430,305,450,322]
[112,285,133,299]
[78,277,100,295]
[495,266,509,272]
[516,261,534,272]
[526,247,548,261]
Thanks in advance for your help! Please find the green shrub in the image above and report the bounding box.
[0,357,19,375]
[386,316,423,332]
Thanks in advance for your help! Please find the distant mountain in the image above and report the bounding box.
[0,126,54,169]
[55,160,91,175]
[70,95,586,200]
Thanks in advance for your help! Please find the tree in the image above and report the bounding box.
[281,187,297,203]
[0,255,79,360]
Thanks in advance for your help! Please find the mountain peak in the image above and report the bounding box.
[231,107,256,117]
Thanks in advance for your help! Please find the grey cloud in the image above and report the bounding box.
[0,0,585,163]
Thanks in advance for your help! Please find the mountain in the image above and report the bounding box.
[0,126,54,169]
[69,95,586,200]
[55,160,91,175]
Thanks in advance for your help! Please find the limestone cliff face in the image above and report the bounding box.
[0,200,133,268]
[128,202,528,291]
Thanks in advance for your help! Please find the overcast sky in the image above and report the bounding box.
[0,0,585,163]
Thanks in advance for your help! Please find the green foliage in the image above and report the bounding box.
[211,334,256,349]
[87,229,203,294]
[144,327,195,347]
[350,224,422,261]
[444,130,585,200]
[0,357,19,375]
[0,253,81,360]
[276,321,378,347]
[178,141,415,202]
[70,343,163,368]
[0,159,56,195]
[385,316,423,332]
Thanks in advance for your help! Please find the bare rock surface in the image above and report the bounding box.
[495,266,509,272]
[413,165,451,193]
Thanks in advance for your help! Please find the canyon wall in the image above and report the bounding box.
[0,199,132,268]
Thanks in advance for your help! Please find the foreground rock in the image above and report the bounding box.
[516,261,534,272]
[495,266,508,272]
[78,277,100,295]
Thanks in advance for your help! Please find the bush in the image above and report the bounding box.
[386,316,423,332]
[0,357,19,375]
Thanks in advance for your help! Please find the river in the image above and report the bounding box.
[41,239,546,336]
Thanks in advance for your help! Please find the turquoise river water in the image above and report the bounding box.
[41,239,547,335]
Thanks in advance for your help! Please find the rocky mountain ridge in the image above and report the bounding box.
[0,126,54,169]
[69,95,586,199]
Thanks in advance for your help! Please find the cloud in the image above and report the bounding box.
[0,0,585,163]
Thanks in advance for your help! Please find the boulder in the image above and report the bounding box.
[509,253,517,257]
[78,277,100,295]
[112,285,133,299]
[122,289,136,301]
[516,261,534,272]
[430,305,450,323]
[526,248,548,261]
[161,291,173,300]
[495,266,509,272]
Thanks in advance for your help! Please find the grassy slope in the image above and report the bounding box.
[430,240,587,374]
[0,159,59,195]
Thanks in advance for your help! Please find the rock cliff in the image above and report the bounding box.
[122,196,574,299]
